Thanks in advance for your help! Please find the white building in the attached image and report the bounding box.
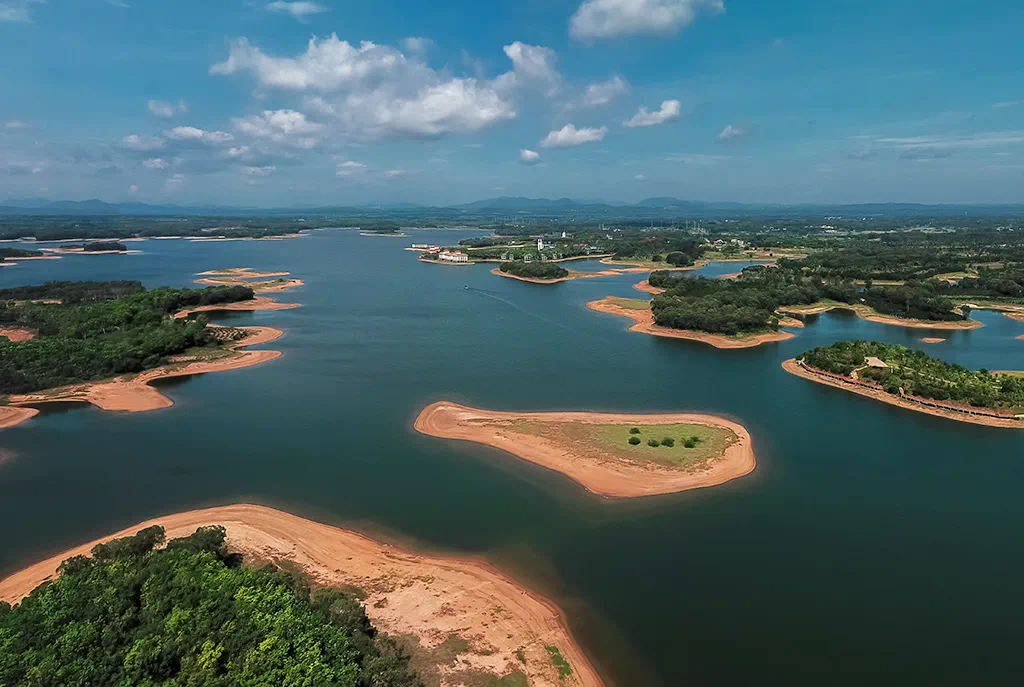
[438,250,470,263]
[537,238,545,251]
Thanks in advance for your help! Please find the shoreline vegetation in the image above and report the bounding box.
[784,342,1024,428]
[0,504,604,687]
[778,302,984,330]
[1,273,301,430]
[588,297,795,349]
[414,402,755,498]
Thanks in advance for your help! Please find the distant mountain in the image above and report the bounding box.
[457,196,593,211]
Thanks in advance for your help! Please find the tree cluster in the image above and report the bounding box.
[499,261,569,280]
[0,525,422,686]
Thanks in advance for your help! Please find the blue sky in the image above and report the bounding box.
[1,0,1022,206]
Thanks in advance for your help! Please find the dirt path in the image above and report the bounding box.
[0,504,604,687]
[5,326,283,422]
[782,359,1024,429]
[415,402,756,499]
[588,297,795,349]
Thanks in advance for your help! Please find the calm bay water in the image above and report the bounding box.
[2,231,1023,685]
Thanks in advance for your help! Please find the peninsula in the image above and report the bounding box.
[588,296,795,349]
[0,504,604,687]
[0,279,296,429]
[785,341,1024,428]
[414,402,755,498]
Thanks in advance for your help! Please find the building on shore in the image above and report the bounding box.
[438,250,470,263]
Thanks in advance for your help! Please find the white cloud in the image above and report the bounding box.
[634,173,647,181]
[570,0,724,40]
[383,169,405,178]
[520,149,542,165]
[500,41,560,93]
[541,123,608,148]
[717,124,746,141]
[165,126,234,144]
[233,109,323,149]
[241,165,276,177]
[147,99,188,118]
[580,75,629,107]
[875,130,1024,153]
[623,100,681,128]
[336,160,366,176]
[143,157,169,170]
[122,134,166,152]
[993,101,1021,109]
[0,0,45,23]
[165,173,186,192]
[266,1,328,21]
[5,120,27,129]
[211,34,523,140]
[225,146,251,158]
[128,184,139,194]
[401,37,433,55]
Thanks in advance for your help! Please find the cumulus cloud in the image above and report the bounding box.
[165,126,234,144]
[622,100,681,128]
[383,169,405,178]
[401,37,433,55]
[5,120,27,129]
[147,99,188,118]
[570,0,725,40]
[129,184,139,194]
[336,160,366,176]
[165,173,186,192]
[266,1,328,21]
[241,165,276,176]
[520,149,542,165]
[541,123,608,148]
[211,34,560,140]
[225,146,251,158]
[0,0,46,23]
[143,157,169,170]
[634,173,647,181]
[121,134,166,152]
[233,109,323,149]
[580,75,629,107]
[717,124,745,141]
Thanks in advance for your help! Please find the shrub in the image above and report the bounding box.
[647,439,660,447]
[661,437,675,447]
[628,437,641,446]
[629,427,641,434]
[689,435,702,444]
[684,439,697,448]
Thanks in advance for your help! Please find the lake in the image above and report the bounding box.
[2,230,1023,685]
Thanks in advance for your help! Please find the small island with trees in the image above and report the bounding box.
[785,341,1024,428]
[0,278,295,429]
[415,402,755,498]
[496,260,571,283]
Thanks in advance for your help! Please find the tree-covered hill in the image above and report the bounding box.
[0,526,421,687]
[499,261,569,280]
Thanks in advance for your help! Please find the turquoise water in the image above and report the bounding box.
[2,230,1023,685]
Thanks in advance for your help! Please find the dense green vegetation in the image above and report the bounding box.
[0,525,421,686]
[499,261,569,280]
[800,341,1024,411]
[0,247,44,259]
[81,240,128,252]
[0,281,254,394]
[0,217,323,241]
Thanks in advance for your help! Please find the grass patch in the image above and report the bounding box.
[490,672,529,687]
[545,645,573,680]
[605,296,651,311]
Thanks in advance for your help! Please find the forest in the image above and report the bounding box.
[800,341,1024,411]
[81,241,129,252]
[499,261,569,280]
[0,525,421,687]
[0,247,44,260]
[0,281,255,394]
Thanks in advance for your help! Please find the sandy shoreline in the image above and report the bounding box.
[4,326,283,426]
[588,297,795,349]
[0,504,604,687]
[783,359,1024,429]
[0,406,39,429]
[633,280,664,295]
[780,303,983,330]
[174,295,301,319]
[415,402,756,499]
[1006,312,1024,323]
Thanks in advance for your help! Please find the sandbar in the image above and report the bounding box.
[783,359,1024,429]
[415,402,755,499]
[1006,313,1024,323]
[5,326,283,424]
[174,295,301,319]
[588,297,794,349]
[920,337,946,344]
[779,303,983,330]
[0,504,603,687]
[0,406,39,429]
[39,247,140,256]
[0,327,35,342]
[633,280,664,295]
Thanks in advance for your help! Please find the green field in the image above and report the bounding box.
[511,420,737,470]
[606,296,651,310]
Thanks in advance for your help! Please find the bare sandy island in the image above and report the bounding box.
[4,326,283,425]
[588,297,794,349]
[0,504,603,687]
[783,359,1024,429]
[174,295,301,319]
[40,247,141,256]
[194,267,304,293]
[415,402,755,499]
[921,337,947,344]
[779,303,983,330]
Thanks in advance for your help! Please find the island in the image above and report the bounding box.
[496,261,570,282]
[0,505,604,687]
[0,279,296,429]
[414,402,755,498]
[784,341,1024,428]
[195,266,305,293]
[588,296,796,349]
